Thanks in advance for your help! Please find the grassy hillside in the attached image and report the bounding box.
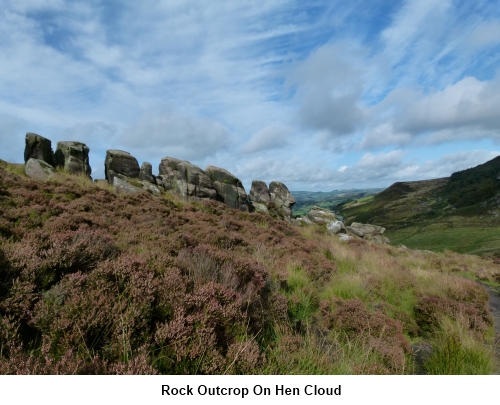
[0,162,499,374]
[339,156,500,258]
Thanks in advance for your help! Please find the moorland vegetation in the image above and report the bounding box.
[0,161,499,374]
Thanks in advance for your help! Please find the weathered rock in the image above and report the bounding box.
[326,220,346,235]
[339,234,353,242]
[249,180,271,203]
[105,150,140,184]
[350,222,385,235]
[138,180,161,196]
[269,181,296,220]
[54,141,91,177]
[346,226,365,237]
[24,133,54,165]
[295,216,313,226]
[251,202,269,214]
[306,206,337,225]
[112,177,143,194]
[205,166,248,210]
[139,162,155,183]
[158,157,216,200]
[346,222,390,244]
[25,158,57,180]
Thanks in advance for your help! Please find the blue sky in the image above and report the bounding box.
[1,0,500,191]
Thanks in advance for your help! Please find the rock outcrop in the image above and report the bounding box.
[346,222,390,244]
[296,206,346,235]
[249,180,271,203]
[139,162,155,183]
[18,134,300,221]
[105,150,140,184]
[269,181,296,219]
[205,166,248,211]
[25,158,57,180]
[54,141,91,177]
[24,133,54,165]
[158,157,216,200]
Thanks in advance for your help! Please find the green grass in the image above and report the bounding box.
[424,317,496,374]
[387,225,500,257]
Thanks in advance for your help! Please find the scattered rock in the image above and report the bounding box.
[205,166,249,210]
[25,158,57,180]
[249,180,271,203]
[139,162,155,183]
[346,222,390,244]
[24,133,54,165]
[306,206,337,225]
[105,150,140,184]
[339,234,353,242]
[326,220,346,235]
[54,141,91,177]
[158,157,216,200]
[269,181,296,220]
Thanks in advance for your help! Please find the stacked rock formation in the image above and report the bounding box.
[24,133,54,165]
[157,157,216,200]
[54,141,91,177]
[205,166,248,211]
[104,150,161,195]
[105,150,140,184]
[24,133,91,180]
[20,132,297,220]
[248,180,295,221]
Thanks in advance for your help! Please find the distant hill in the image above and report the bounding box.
[339,156,500,258]
[291,188,384,217]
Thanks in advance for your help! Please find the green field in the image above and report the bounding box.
[386,224,500,257]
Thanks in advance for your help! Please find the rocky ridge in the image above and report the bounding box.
[21,132,387,235]
[20,132,297,222]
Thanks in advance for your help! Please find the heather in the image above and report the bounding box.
[0,165,499,374]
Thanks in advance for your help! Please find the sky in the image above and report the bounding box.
[1,0,500,192]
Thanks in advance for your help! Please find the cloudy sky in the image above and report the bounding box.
[1,0,500,191]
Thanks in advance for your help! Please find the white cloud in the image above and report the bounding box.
[239,125,292,153]
[287,41,370,139]
[120,108,232,161]
[467,19,500,49]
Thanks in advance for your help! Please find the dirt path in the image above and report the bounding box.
[479,283,500,373]
[480,283,500,335]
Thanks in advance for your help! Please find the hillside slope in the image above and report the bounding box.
[0,162,499,374]
[340,156,500,257]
